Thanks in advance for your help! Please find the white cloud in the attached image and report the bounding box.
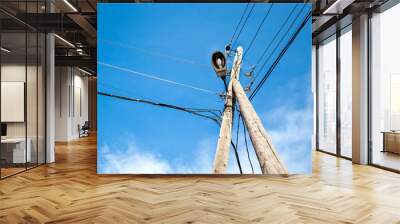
[98,104,313,174]
[224,103,313,174]
[98,137,216,174]
[168,138,215,174]
[99,142,173,174]
[263,104,313,174]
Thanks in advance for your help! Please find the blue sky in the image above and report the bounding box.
[97,3,312,174]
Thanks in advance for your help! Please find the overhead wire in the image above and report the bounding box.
[244,4,298,88]
[253,4,299,68]
[98,91,221,124]
[235,113,241,153]
[234,105,254,174]
[243,4,274,58]
[98,81,221,115]
[98,62,219,95]
[231,3,256,48]
[249,10,312,101]
[229,2,252,45]
[98,39,210,69]
[241,112,254,174]
[233,108,243,174]
[98,91,243,173]
[230,93,243,174]
[254,4,307,79]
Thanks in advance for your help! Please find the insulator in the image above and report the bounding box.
[245,70,253,77]
[225,44,231,55]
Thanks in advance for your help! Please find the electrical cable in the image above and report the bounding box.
[235,114,241,150]
[233,108,243,174]
[98,81,221,115]
[254,4,307,80]
[229,2,251,45]
[235,105,254,174]
[231,3,256,48]
[230,142,243,174]
[244,4,298,88]
[241,113,254,174]
[98,91,243,173]
[243,4,274,58]
[98,91,221,124]
[249,11,312,101]
[250,11,311,100]
[98,39,210,69]
[230,94,243,174]
[234,111,243,173]
[253,4,299,68]
[98,62,219,95]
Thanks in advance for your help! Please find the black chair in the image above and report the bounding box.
[78,121,90,138]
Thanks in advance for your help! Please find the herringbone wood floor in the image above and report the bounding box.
[1,135,400,223]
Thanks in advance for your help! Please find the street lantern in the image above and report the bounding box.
[211,51,227,78]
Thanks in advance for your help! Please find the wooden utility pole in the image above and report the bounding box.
[232,80,288,174]
[213,47,243,174]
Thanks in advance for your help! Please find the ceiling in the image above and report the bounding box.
[0,0,393,75]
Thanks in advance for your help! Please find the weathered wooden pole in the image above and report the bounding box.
[232,80,288,174]
[213,47,243,174]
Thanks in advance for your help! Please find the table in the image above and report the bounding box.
[382,131,400,154]
[1,138,31,164]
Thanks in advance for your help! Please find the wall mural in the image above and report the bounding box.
[97,3,312,174]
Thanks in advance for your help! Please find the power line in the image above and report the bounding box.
[244,4,298,88]
[232,111,243,174]
[249,11,312,101]
[230,142,243,174]
[229,2,251,45]
[254,4,299,68]
[235,113,241,153]
[98,62,218,95]
[243,4,274,57]
[231,3,256,48]
[250,10,311,100]
[234,111,242,173]
[235,106,254,174]
[98,39,209,69]
[229,97,243,174]
[241,113,254,174]
[98,91,221,124]
[254,4,307,79]
[98,91,243,173]
[98,81,222,114]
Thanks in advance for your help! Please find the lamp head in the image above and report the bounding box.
[211,51,227,78]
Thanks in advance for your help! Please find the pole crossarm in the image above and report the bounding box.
[232,80,288,175]
[213,47,243,174]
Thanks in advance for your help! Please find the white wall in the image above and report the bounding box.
[55,67,89,141]
[55,66,69,141]
[73,73,89,138]
[1,65,40,138]
[1,63,46,164]
[312,45,316,150]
